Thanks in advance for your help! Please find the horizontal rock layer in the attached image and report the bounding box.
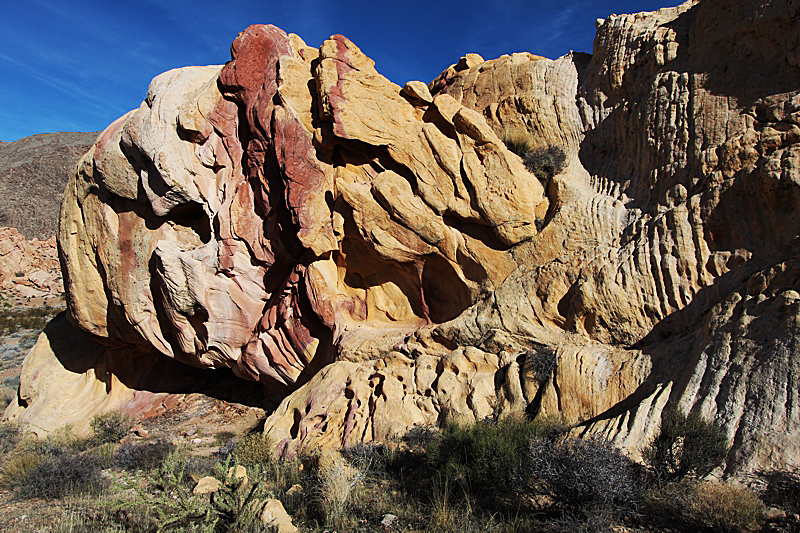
[10,0,800,476]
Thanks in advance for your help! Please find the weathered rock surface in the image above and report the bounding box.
[260,498,298,533]
[10,0,800,477]
[0,226,62,301]
[193,476,223,495]
[4,313,278,436]
[57,28,544,387]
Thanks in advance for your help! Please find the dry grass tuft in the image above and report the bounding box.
[646,479,765,533]
[0,452,39,489]
[316,450,365,529]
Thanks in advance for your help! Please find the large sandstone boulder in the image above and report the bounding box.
[9,0,800,476]
[3,313,278,437]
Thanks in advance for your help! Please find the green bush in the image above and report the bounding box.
[90,410,133,444]
[121,451,270,532]
[426,415,647,527]
[428,416,567,503]
[120,450,209,531]
[430,417,528,496]
[206,458,270,533]
[643,408,729,481]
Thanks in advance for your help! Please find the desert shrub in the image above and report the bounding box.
[502,132,534,157]
[119,450,209,530]
[207,459,271,533]
[89,441,117,469]
[16,451,107,499]
[0,425,102,493]
[90,410,133,444]
[121,451,270,533]
[427,417,645,527]
[503,136,566,188]
[428,416,566,502]
[215,430,235,447]
[214,438,236,463]
[0,422,21,455]
[233,432,273,467]
[522,145,567,185]
[757,468,800,514]
[0,386,15,409]
[321,458,361,528]
[182,455,220,485]
[689,481,765,532]
[46,424,94,451]
[524,348,558,387]
[31,508,141,533]
[0,452,39,489]
[0,305,62,333]
[643,408,729,481]
[549,510,618,533]
[525,435,645,514]
[302,450,368,529]
[645,479,765,532]
[341,442,392,476]
[402,425,439,449]
[113,438,175,471]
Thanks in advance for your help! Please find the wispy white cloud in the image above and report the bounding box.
[0,52,131,117]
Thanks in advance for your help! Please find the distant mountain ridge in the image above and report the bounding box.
[0,132,98,239]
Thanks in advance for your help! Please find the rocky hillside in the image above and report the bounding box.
[6,0,800,478]
[0,132,98,239]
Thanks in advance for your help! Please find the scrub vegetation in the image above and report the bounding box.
[0,409,793,532]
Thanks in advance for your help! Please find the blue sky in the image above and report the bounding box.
[0,0,675,141]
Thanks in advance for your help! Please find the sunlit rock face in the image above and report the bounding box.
[20,0,800,476]
[58,24,548,389]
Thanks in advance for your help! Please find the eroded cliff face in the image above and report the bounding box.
[8,0,800,476]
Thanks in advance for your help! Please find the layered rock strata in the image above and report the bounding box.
[9,0,800,476]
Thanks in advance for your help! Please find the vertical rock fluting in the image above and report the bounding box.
[10,0,800,475]
[429,0,800,475]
